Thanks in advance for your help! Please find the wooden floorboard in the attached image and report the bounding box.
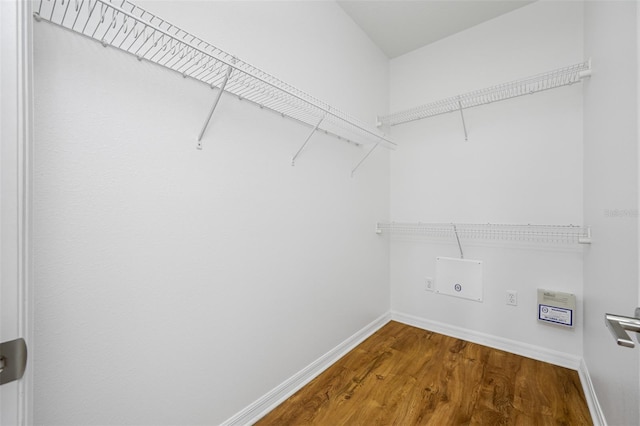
[255,321,592,425]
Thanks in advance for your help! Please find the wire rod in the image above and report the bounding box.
[457,100,468,141]
[291,116,324,166]
[35,0,396,150]
[197,65,233,147]
[452,224,464,258]
[351,142,380,177]
[379,61,591,128]
[376,222,592,245]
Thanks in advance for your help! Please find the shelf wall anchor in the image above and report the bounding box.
[351,142,380,177]
[579,58,592,79]
[291,116,324,166]
[457,100,468,141]
[197,65,233,150]
[578,226,592,244]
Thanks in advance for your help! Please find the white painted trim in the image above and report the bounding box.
[578,358,607,426]
[220,313,392,426]
[390,310,582,369]
[1,0,33,424]
[19,1,35,424]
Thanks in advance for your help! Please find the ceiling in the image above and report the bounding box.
[337,0,535,59]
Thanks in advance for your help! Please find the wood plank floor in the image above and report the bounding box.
[255,321,592,425]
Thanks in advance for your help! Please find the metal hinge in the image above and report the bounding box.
[0,338,28,385]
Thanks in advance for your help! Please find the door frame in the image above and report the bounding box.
[1,0,34,424]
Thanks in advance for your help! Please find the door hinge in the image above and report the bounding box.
[0,338,28,385]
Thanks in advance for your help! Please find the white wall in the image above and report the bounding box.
[583,2,640,425]
[389,2,586,357]
[32,2,389,424]
[32,1,640,424]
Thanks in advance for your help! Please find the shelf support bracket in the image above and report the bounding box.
[579,58,592,79]
[291,116,324,166]
[351,142,380,177]
[197,65,233,150]
[452,224,464,259]
[578,226,592,244]
[457,100,468,141]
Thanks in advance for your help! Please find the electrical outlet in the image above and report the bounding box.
[506,290,518,306]
[425,277,434,292]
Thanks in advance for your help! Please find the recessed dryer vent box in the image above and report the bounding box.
[435,257,483,302]
[537,289,576,327]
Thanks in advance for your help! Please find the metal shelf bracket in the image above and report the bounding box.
[351,142,380,177]
[291,116,324,166]
[197,65,233,149]
[457,100,468,141]
[452,224,464,258]
[578,226,592,244]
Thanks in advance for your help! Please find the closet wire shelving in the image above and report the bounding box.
[34,0,396,172]
[378,61,591,129]
[376,222,592,245]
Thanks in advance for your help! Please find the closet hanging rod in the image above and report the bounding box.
[378,61,591,128]
[376,222,592,245]
[34,0,396,150]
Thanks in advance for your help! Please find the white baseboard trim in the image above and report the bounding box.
[222,310,605,426]
[577,358,607,426]
[390,310,582,369]
[220,312,392,426]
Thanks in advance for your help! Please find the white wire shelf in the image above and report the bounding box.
[376,222,592,245]
[34,0,396,161]
[378,61,591,128]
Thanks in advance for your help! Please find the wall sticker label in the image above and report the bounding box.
[538,304,573,327]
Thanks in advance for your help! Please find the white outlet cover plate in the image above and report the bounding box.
[435,257,483,302]
[425,277,434,292]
